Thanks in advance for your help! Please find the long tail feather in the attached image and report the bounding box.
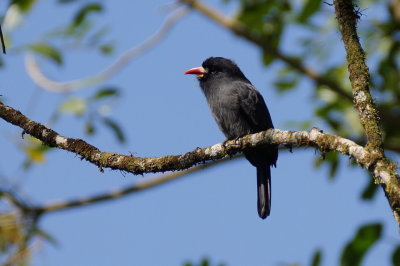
[257,166,271,219]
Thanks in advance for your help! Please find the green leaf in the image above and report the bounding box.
[361,177,378,201]
[22,136,52,167]
[72,3,103,29]
[35,228,59,246]
[392,245,400,266]
[85,121,95,136]
[99,43,114,55]
[297,0,323,24]
[27,43,63,65]
[88,26,110,46]
[200,258,209,266]
[10,0,37,12]
[238,0,289,67]
[102,118,125,143]
[340,223,383,266]
[182,257,225,266]
[0,213,22,251]
[59,97,87,116]
[327,152,339,179]
[58,0,79,3]
[283,120,313,132]
[262,51,275,66]
[314,151,339,179]
[91,87,120,101]
[311,249,322,266]
[69,20,92,38]
[274,78,298,93]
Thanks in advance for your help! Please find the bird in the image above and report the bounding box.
[185,57,278,219]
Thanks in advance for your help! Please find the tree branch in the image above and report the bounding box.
[1,101,399,224]
[28,157,236,215]
[0,102,373,173]
[333,1,383,153]
[0,189,31,213]
[0,24,6,54]
[333,0,400,224]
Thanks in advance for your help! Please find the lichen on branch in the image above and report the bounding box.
[333,0,383,154]
[333,0,400,224]
[0,102,368,174]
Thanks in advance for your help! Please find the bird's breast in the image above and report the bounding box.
[206,96,251,139]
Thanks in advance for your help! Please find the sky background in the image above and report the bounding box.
[0,1,399,266]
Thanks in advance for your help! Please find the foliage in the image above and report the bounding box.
[340,223,382,266]
[183,257,226,266]
[310,248,322,266]
[27,43,63,65]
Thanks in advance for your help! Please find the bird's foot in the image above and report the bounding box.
[222,138,242,158]
[285,143,293,153]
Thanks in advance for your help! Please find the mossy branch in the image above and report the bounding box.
[0,102,375,174]
[0,101,399,223]
[333,0,400,224]
[333,0,383,153]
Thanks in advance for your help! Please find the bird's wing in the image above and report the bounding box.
[233,81,274,132]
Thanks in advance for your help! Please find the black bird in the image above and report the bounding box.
[185,57,278,219]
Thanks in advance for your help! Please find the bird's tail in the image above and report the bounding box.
[257,165,271,219]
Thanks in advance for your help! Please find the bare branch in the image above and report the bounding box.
[25,7,188,93]
[30,157,237,215]
[0,24,6,54]
[0,189,31,213]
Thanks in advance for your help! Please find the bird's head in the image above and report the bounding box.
[184,57,248,82]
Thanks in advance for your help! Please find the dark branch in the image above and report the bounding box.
[30,157,236,215]
[0,189,31,213]
[0,25,5,54]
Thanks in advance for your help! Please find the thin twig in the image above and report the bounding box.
[0,189,31,213]
[30,157,236,214]
[0,24,6,54]
[25,7,188,93]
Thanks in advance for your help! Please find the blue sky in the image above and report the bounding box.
[0,1,398,266]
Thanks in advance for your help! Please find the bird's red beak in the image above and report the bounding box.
[184,66,206,78]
